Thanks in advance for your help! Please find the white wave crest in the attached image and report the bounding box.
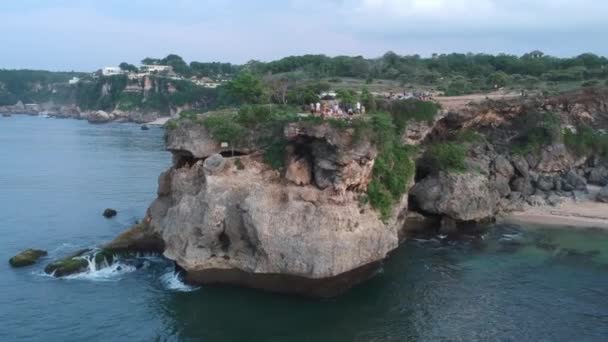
[160,270,200,292]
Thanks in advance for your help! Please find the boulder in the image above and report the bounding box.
[285,157,312,186]
[103,208,118,218]
[493,155,515,179]
[536,144,579,173]
[562,170,587,191]
[87,110,113,124]
[410,171,499,222]
[44,249,91,277]
[536,175,555,191]
[597,186,608,203]
[587,166,608,186]
[9,249,47,268]
[510,177,534,197]
[511,155,529,178]
[203,154,226,174]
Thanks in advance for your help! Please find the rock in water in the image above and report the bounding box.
[109,121,411,297]
[44,249,91,277]
[103,208,118,218]
[9,249,48,267]
[87,110,113,124]
[597,186,608,203]
[141,125,150,131]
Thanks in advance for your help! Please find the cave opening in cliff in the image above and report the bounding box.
[174,151,202,169]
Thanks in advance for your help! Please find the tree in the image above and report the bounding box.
[225,71,265,104]
[119,62,138,72]
[336,89,356,107]
[161,54,190,76]
[488,71,509,89]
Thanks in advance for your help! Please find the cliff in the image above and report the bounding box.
[108,118,414,297]
[409,87,608,233]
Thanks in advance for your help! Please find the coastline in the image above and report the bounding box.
[0,110,173,125]
[501,186,608,229]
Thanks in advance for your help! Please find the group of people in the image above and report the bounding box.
[308,102,366,118]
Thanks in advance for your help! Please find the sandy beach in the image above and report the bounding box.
[502,186,608,229]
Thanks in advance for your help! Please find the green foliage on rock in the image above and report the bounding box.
[225,71,265,104]
[511,112,562,155]
[564,127,608,159]
[426,143,468,172]
[9,249,48,268]
[363,112,416,221]
[44,254,89,277]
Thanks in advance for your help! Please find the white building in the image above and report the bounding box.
[102,67,124,76]
[68,77,80,85]
[141,65,172,73]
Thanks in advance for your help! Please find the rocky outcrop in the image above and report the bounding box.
[111,121,411,297]
[411,171,499,222]
[87,111,113,124]
[103,208,117,218]
[9,249,47,268]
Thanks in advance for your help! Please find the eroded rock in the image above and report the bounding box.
[9,249,47,268]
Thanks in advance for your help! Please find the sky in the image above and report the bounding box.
[0,0,607,71]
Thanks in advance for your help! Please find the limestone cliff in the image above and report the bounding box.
[109,120,412,297]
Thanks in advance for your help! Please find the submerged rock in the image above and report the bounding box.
[103,208,118,218]
[9,249,48,268]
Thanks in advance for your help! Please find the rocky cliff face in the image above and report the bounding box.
[110,120,412,297]
[409,88,608,231]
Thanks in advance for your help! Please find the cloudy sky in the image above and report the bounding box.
[0,0,606,71]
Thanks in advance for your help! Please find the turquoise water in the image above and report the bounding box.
[2,115,608,341]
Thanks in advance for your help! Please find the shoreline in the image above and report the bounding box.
[501,186,608,229]
[0,111,172,125]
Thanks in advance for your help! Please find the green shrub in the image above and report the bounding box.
[203,114,246,144]
[427,143,467,172]
[511,112,561,155]
[564,127,608,158]
[263,139,288,170]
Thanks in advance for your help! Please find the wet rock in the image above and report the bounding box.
[203,153,225,174]
[44,250,91,277]
[104,222,165,254]
[9,249,48,268]
[140,124,150,131]
[597,186,608,203]
[103,208,118,218]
